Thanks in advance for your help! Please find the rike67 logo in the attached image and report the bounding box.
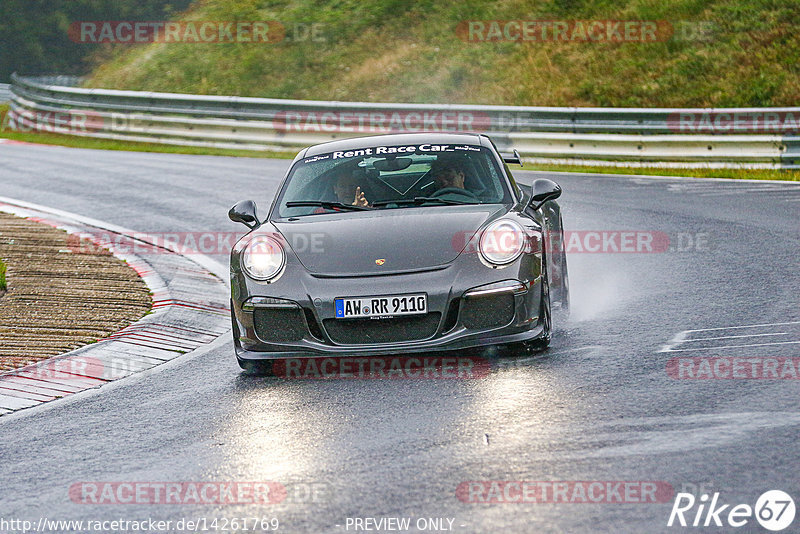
[668,490,795,531]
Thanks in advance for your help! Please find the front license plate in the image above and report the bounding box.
[334,294,427,319]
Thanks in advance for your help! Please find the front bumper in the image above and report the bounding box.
[231,250,544,361]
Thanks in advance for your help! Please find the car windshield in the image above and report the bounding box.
[274,144,511,218]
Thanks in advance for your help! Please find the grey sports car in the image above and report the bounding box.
[228,132,569,372]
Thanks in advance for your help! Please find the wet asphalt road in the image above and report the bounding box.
[1,143,799,533]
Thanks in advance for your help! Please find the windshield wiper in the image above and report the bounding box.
[285,201,372,211]
[372,197,474,208]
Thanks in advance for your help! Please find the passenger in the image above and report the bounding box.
[332,168,370,207]
[429,158,470,194]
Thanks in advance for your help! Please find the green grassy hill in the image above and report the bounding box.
[86,0,800,107]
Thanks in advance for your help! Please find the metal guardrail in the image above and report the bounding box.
[6,74,799,168]
[0,84,11,104]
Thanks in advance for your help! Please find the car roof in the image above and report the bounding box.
[301,132,488,157]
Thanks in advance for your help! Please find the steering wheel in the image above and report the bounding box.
[430,187,479,201]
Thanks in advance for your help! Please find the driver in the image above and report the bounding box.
[430,157,471,194]
[332,168,370,207]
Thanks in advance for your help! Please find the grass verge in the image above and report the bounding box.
[0,258,6,292]
[521,163,800,181]
[0,212,152,371]
[0,131,297,159]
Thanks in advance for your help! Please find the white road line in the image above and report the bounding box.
[659,330,688,352]
[663,340,800,352]
[535,170,800,185]
[680,321,800,333]
[683,332,788,342]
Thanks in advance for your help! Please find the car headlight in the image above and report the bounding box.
[242,235,285,280]
[480,219,525,265]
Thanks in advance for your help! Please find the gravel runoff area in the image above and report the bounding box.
[0,211,152,371]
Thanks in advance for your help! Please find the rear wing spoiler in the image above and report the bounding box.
[501,149,523,166]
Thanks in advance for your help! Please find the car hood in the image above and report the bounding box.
[272,205,506,276]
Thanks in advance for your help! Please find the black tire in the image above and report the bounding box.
[558,214,570,318]
[525,266,552,352]
[506,257,552,355]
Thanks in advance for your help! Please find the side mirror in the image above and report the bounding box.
[229,200,260,230]
[528,179,562,211]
